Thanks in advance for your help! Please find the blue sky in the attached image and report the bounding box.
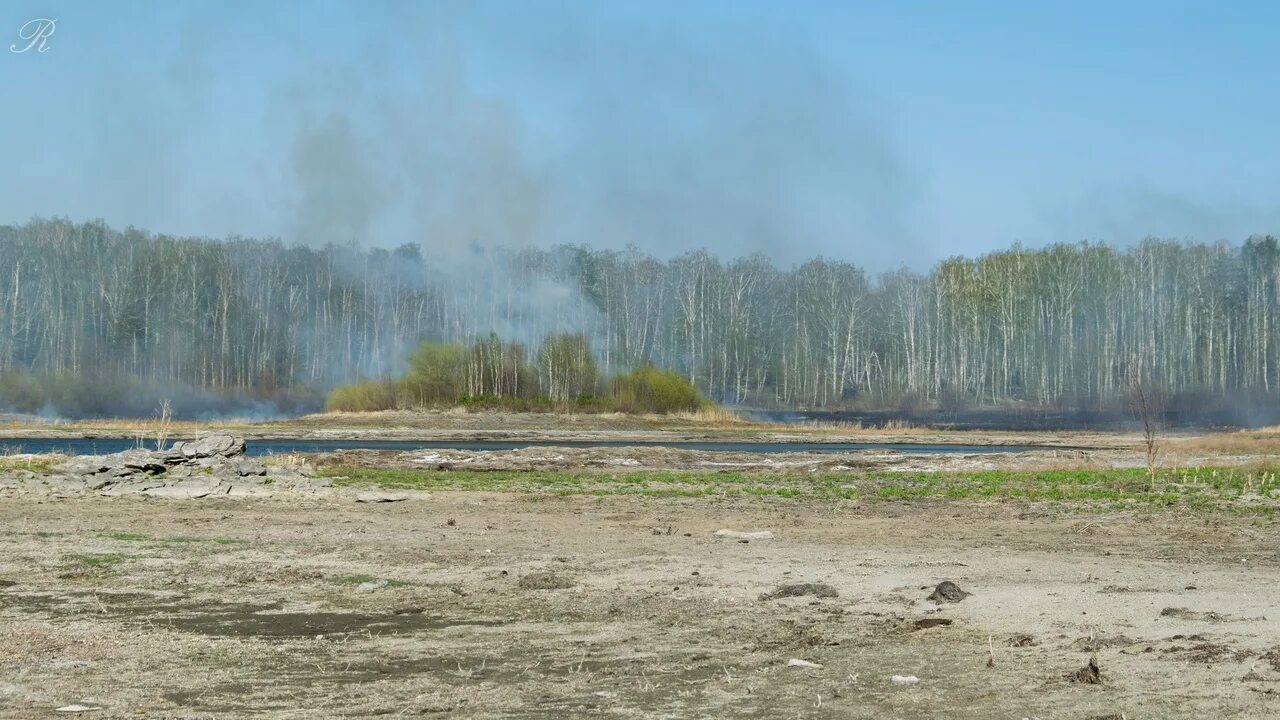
[2,0,1277,268]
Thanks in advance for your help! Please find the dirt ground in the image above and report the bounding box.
[3,485,1279,719]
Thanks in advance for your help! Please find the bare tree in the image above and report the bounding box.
[3,217,1280,417]
[1127,360,1162,486]
[153,398,173,450]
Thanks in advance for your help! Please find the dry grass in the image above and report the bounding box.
[803,417,918,432]
[666,407,753,426]
[262,452,309,468]
[1166,427,1280,456]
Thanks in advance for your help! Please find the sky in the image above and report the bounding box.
[2,0,1278,270]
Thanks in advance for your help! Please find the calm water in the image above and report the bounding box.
[0,437,1057,456]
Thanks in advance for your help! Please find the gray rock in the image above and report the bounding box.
[100,478,167,496]
[142,477,226,499]
[45,477,89,493]
[230,458,267,477]
[62,461,110,476]
[174,433,245,459]
[355,491,409,503]
[928,580,970,603]
[225,483,273,497]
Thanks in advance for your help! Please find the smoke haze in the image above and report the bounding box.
[5,2,1278,267]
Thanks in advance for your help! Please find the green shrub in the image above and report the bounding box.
[325,379,398,412]
[325,339,708,415]
[401,342,466,406]
[610,366,705,413]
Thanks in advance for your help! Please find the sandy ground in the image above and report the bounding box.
[2,487,1279,719]
[315,444,1117,474]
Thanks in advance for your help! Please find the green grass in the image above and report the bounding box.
[332,574,408,587]
[100,531,150,541]
[62,552,128,568]
[164,536,247,545]
[98,532,246,545]
[0,456,59,473]
[318,465,1280,513]
[321,467,862,500]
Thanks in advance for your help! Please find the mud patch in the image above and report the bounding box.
[759,582,838,601]
[1160,606,1230,622]
[1162,642,1245,664]
[1073,632,1136,651]
[518,572,574,590]
[1,591,502,639]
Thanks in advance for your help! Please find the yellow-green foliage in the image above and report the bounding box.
[401,342,466,406]
[325,379,398,412]
[326,340,710,415]
[611,366,705,413]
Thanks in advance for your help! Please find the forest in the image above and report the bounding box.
[2,217,1279,419]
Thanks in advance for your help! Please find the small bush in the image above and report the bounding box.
[325,380,398,412]
[324,340,711,415]
[610,366,705,414]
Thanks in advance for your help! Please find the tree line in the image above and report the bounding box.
[1,217,1278,417]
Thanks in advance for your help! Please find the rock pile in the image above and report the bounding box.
[47,433,318,498]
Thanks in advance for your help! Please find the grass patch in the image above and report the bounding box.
[100,531,151,541]
[62,553,127,568]
[164,536,247,545]
[98,532,246,545]
[332,574,408,588]
[320,466,856,500]
[318,464,1280,513]
[0,456,60,473]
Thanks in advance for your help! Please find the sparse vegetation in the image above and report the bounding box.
[0,455,60,473]
[99,531,150,541]
[332,574,407,587]
[98,532,245,545]
[61,553,128,568]
[318,465,1280,511]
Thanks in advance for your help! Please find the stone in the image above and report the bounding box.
[142,478,226,499]
[174,433,245,459]
[230,458,267,477]
[225,483,273,497]
[355,492,409,503]
[928,580,970,603]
